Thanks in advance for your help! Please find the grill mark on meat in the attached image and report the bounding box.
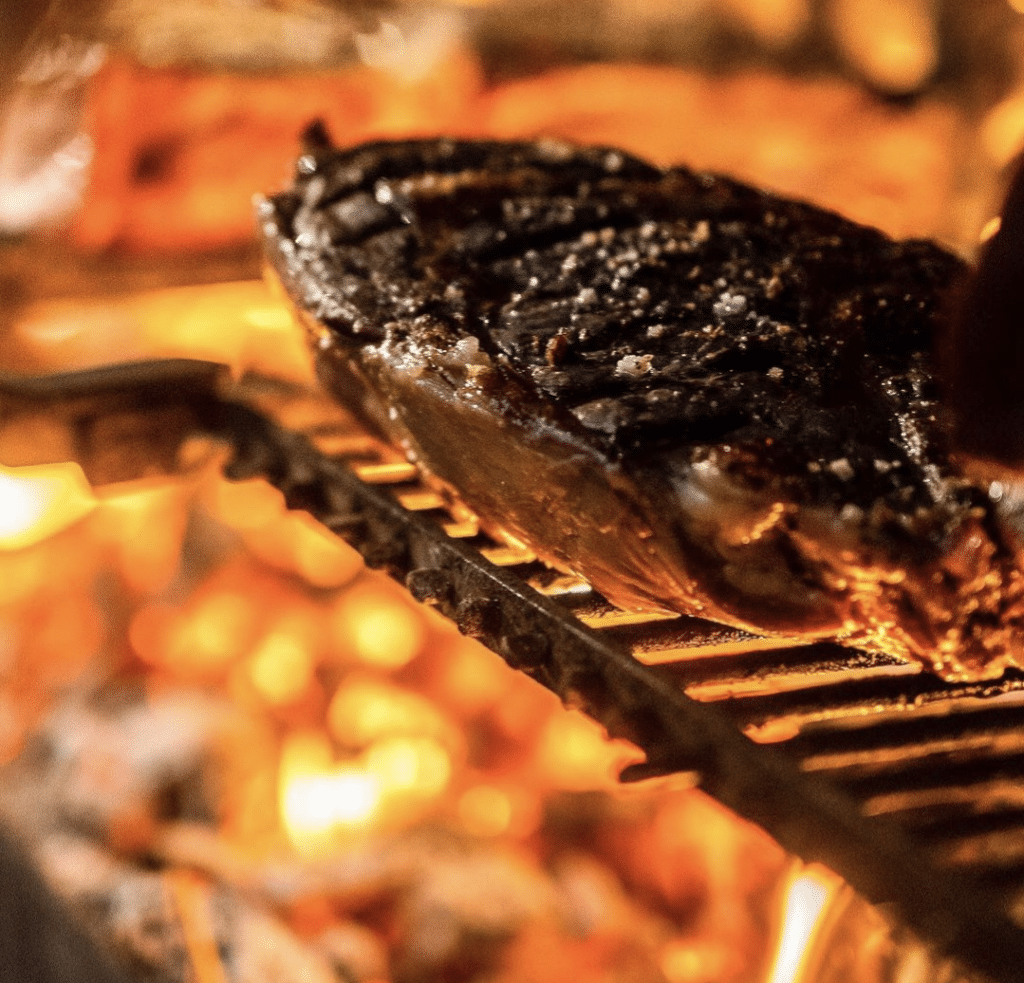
[259,132,1024,682]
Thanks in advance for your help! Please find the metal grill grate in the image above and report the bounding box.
[212,370,1024,983]
[6,360,1024,982]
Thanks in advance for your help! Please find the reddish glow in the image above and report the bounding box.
[333,588,425,668]
[536,708,639,791]
[458,784,513,838]
[157,591,256,675]
[661,940,732,983]
[249,629,314,705]
[279,732,382,852]
[327,677,454,748]
[437,639,510,715]
[0,464,95,551]
[287,514,364,588]
[98,482,190,593]
[982,90,1024,165]
[214,478,285,531]
[364,736,451,799]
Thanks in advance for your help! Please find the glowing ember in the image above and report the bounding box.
[458,785,513,838]
[0,463,95,551]
[279,732,381,850]
[765,865,841,983]
[249,628,314,706]
[167,591,258,675]
[328,678,456,749]
[364,735,451,799]
[282,767,383,848]
[334,586,426,669]
[537,708,640,791]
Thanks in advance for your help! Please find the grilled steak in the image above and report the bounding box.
[257,127,1024,681]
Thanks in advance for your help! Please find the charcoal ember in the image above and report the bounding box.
[392,845,557,983]
[481,853,683,983]
[105,875,193,982]
[253,832,442,912]
[0,693,230,843]
[551,851,646,938]
[34,853,192,983]
[227,903,338,983]
[489,922,672,983]
[35,833,339,983]
[315,922,389,983]
[259,133,1024,681]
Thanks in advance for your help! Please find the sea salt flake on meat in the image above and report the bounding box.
[615,354,654,378]
[828,458,855,480]
[713,292,748,319]
[571,399,629,434]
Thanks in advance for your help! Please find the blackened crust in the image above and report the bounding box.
[258,134,1024,681]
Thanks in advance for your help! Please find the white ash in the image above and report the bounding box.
[36,833,124,902]
[1,692,231,837]
[37,832,340,983]
[552,853,635,938]
[395,848,556,980]
[231,904,338,983]
[316,922,389,983]
[103,871,191,979]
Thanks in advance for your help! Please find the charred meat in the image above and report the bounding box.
[258,130,1024,681]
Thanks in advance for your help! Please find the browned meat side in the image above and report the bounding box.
[258,129,1024,681]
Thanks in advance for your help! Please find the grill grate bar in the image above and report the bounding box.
[597,617,817,659]
[652,644,914,690]
[834,751,1024,801]
[908,807,1024,842]
[703,671,1024,731]
[786,700,1024,757]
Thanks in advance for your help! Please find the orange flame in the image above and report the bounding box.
[279,732,382,852]
[0,463,96,552]
[536,708,640,791]
[458,784,513,837]
[765,865,841,983]
[334,586,425,669]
